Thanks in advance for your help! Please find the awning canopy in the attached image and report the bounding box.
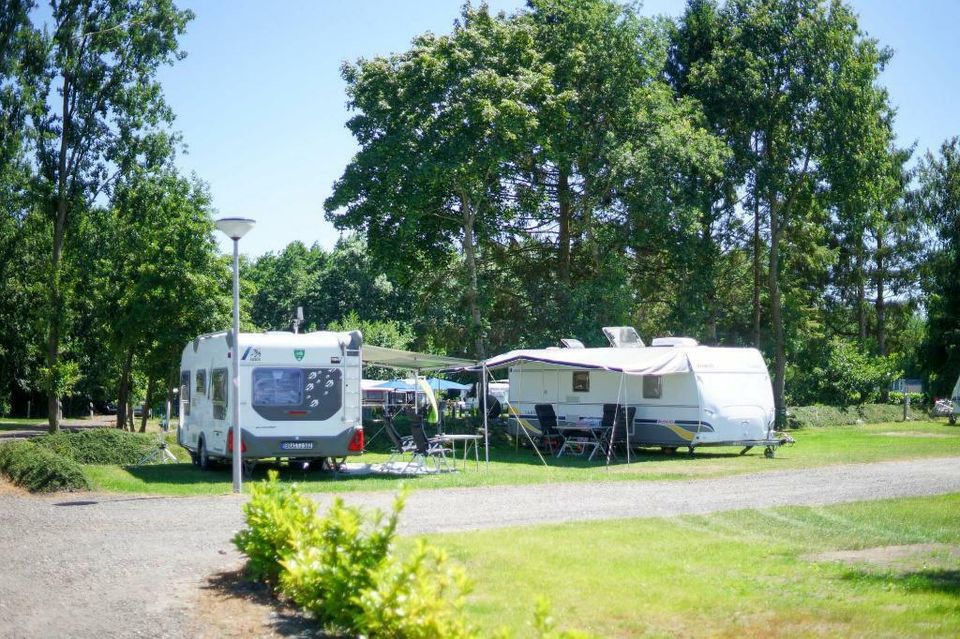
[362,345,474,371]
[469,347,693,376]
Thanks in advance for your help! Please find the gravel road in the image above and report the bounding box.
[1,456,959,639]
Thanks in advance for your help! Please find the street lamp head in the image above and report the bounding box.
[215,217,256,241]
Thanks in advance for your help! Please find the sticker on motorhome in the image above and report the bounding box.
[294,349,305,361]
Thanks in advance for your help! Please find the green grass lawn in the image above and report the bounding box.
[79,420,960,496]
[427,493,960,638]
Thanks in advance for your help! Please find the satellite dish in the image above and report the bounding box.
[602,326,645,348]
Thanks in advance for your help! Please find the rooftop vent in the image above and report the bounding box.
[560,338,585,349]
[651,337,699,347]
[602,326,645,348]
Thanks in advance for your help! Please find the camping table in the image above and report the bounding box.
[555,418,609,460]
[437,433,482,470]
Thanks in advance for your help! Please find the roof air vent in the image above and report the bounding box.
[602,326,645,348]
[560,338,585,349]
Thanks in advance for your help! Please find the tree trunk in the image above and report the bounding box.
[116,347,134,430]
[460,192,484,358]
[702,214,718,345]
[557,166,572,284]
[856,242,867,345]
[46,79,72,434]
[752,189,762,348]
[768,197,786,430]
[875,232,887,357]
[139,376,153,432]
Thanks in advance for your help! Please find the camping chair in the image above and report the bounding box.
[384,417,416,465]
[602,404,636,460]
[406,417,453,473]
[533,404,564,454]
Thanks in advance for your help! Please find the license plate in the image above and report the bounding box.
[280,441,314,451]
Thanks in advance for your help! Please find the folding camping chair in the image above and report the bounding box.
[602,404,636,460]
[533,404,564,454]
[384,417,416,465]
[406,417,453,473]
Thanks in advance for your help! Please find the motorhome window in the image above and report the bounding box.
[572,371,590,392]
[195,369,207,396]
[252,368,303,406]
[180,371,191,416]
[212,368,228,420]
[643,375,662,399]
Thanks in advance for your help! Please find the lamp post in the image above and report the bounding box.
[215,217,256,493]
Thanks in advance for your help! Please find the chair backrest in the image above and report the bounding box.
[611,406,636,443]
[534,404,558,433]
[601,403,618,428]
[384,419,406,451]
[410,419,430,454]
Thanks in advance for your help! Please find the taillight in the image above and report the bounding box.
[348,428,364,452]
[227,429,247,453]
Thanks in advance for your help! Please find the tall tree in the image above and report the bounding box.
[917,138,960,396]
[676,0,894,426]
[25,0,192,431]
[325,5,553,357]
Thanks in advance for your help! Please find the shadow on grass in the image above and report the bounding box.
[121,461,417,486]
[201,568,329,637]
[842,568,960,597]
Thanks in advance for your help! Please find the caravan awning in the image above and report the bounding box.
[363,345,474,371]
[470,347,692,376]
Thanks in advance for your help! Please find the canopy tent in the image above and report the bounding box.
[363,345,473,371]
[360,345,490,467]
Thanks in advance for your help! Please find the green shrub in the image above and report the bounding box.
[0,440,90,492]
[33,428,157,465]
[788,403,927,428]
[354,540,474,639]
[233,470,318,584]
[279,492,412,635]
[887,391,927,407]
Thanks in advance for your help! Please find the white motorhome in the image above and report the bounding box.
[178,330,364,469]
[490,328,787,457]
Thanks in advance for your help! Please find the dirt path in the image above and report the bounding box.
[1,456,959,638]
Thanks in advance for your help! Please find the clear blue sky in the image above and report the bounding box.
[156,0,960,257]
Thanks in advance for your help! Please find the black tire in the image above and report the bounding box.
[198,438,212,471]
[764,446,775,459]
[950,414,957,426]
[190,451,199,466]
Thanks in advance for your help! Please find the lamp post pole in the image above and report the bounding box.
[215,217,255,494]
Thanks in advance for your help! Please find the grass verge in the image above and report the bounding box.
[428,493,960,638]
[79,420,960,496]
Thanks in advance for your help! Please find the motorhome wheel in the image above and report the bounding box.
[950,414,957,425]
[198,438,211,471]
[764,446,775,459]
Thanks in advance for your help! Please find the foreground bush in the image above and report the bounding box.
[0,440,90,492]
[33,428,157,465]
[788,403,926,428]
[233,471,318,584]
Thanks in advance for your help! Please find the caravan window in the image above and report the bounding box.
[195,369,207,396]
[180,371,191,416]
[572,371,590,392]
[212,368,228,420]
[252,368,303,406]
[643,375,662,399]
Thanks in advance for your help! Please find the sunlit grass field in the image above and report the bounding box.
[79,420,960,495]
[428,493,960,637]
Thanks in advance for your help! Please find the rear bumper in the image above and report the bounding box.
[229,428,361,459]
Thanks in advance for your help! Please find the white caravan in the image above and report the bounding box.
[488,328,787,456]
[178,330,364,469]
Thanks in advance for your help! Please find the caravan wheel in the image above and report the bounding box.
[764,446,775,459]
[950,415,957,425]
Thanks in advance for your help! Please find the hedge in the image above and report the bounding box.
[0,440,90,492]
[788,403,927,429]
[32,428,158,465]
